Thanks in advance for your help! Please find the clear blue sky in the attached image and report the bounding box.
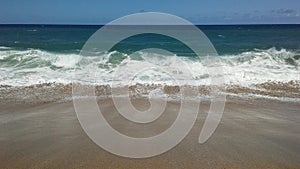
[1,0,300,24]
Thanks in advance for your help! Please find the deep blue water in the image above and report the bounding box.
[0,24,299,55]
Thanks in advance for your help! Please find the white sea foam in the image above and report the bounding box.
[0,47,299,87]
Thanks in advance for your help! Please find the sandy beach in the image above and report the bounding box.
[0,97,299,169]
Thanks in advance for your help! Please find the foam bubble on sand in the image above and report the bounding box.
[1,80,299,103]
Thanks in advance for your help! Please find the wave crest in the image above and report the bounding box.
[0,47,299,87]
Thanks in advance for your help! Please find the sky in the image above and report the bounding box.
[1,0,300,25]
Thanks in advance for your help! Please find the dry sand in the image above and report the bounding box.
[0,98,299,168]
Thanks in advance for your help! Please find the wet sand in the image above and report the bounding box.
[0,98,299,168]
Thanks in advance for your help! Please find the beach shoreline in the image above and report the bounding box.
[1,81,299,104]
[0,23,299,168]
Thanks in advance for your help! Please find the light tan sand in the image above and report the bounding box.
[0,98,299,168]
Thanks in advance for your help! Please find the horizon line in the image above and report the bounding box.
[1,23,300,26]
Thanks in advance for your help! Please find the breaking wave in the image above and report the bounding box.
[0,47,299,87]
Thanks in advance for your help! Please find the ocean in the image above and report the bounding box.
[0,24,299,101]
